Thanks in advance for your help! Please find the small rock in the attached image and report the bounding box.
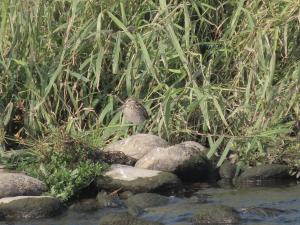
[99,212,163,225]
[69,198,99,212]
[119,191,134,200]
[241,207,286,217]
[126,193,169,209]
[237,164,290,183]
[127,205,146,217]
[219,160,236,179]
[96,164,180,193]
[104,134,169,160]
[187,195,209,204]
[144,201,202,222]
[0,196,63,220]
[96,191,123,208]
[0,172,47,198]
[191,204,240,224]
[217,178,234,188]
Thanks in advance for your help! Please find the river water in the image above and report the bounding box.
[1,182,299,225]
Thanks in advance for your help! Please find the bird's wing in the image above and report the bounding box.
[139,103,149,119]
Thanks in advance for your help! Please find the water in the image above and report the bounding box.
[1,182,299,225]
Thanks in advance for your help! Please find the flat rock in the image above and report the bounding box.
[96,164,180,193]
[126,193,169,209]
[104,134,169,160]
[0,172,47,198]
[237,164,290,183]
[144,201,202,223]
[241,207,287,217]
[135,141,212,181]
[0,196,63,220]
[69,198,99,212]
[191,204,240,224]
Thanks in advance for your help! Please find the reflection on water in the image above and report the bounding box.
[0,182,299,225]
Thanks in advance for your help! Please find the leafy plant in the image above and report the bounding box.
[1,129,108,201]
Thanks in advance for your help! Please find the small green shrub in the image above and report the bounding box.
[1,130,108,201]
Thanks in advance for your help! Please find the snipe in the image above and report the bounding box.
[122,97,149,124]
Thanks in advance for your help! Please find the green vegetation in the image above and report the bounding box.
[0,0,299,199]
[0,130,107,200]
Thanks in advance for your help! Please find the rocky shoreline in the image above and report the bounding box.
[0,134,297,224]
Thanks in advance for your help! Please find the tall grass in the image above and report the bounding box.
[0,0,299,171]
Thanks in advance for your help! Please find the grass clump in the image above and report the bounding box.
[0,0,299,188]
[1,129,107,201]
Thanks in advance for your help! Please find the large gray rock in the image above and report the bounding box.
[136,141,207,170]
[104,134,169,160]
[191,204,240,224]
[0,172,47,198]
[237,164,290,183]
[135,141,212,181]
[99,212,163,225]
[96,164,180,193]
[0,196,63,220]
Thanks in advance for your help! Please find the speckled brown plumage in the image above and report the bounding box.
[122,97,149,124]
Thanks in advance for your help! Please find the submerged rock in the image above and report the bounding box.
[96,191,123,208]
[119,190,134,200]
[0,172,47,198]
[126,193,169,209]
[99,212,164,225]
[144,201,202,223]
[69,198,99,212]
[241,207,287,217]
[0,196,63,220]
[217,178,234,188]
[104,134,169,160]
[96,164,180,193]
[70,192,124,212]
[191,204,240,224]
[236,164,290,183]
[135,141,212,181]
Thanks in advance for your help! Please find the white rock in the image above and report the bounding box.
[96,164,180,193]
[105,164,162,181]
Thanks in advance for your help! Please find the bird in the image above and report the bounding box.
[122,97,149,124]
